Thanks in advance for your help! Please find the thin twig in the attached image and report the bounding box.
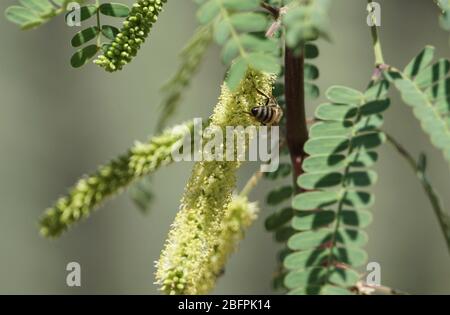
[239,171,263,197]
[260,1,280,19]
[355,281,408,295]
[386,132,450,255]
[367,0,385,67]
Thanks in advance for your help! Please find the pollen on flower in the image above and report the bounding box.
[155,69,273,295]
[39,121,194,238]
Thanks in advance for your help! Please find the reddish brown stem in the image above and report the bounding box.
[284,48,308,192]
[260,2,280,18]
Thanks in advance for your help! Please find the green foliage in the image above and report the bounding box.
[157,24,213,130]
[385,46,450,166]
[5,0,84,30]
[436,0,450,32]
[195,0,281,90]
[263,157,294,292]
[129,176,154,214]
[39,121,195,237]
[99,2,130,17]
[68,2,128,68]
[284,80,390,295]
[283,0,331,52]
[387,134,450,253]
[71,44,100,68]
[95,0,167,72]
[263,41,320,292]
[8,0,450,296]
[304,43,320,99]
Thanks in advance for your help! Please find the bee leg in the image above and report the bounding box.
[255,87,270,100]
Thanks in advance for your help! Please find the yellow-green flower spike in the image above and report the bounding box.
[95,0,167,72]
[155,69,275,295]
[199,195,259,294]
[39,121,194,238]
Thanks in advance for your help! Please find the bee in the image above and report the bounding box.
[249,88,283,126]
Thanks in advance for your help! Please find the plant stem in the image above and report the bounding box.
[96,0,102,47]
[239,171,263,197]
[386,132,450,255]
[218,1,248,58]
[367,0,385,66]
[260,2,280,18]
[284,47,308,192]
[356,281,408,295]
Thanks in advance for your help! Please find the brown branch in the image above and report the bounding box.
[260,1,280,19]
[285,48,308,192]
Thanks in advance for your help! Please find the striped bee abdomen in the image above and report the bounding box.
[251,106,271,124]
[250,106,282,125]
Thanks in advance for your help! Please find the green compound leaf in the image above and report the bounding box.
[298,170,378,190]
[70,44,100,68]
[386,46,450,165]
[304,132,385,155]
[403,45,435,78]
[226,57,249,90]
[265,207,294,231]
[292,191,339,211]
[20,0,53,16]
[288,228,368,251]
[222,0,260,10]
[71,26,100,47]
[101,25,120,40]
[285,80,390,294]
[264,163,292,180]
[326,86,365,104]
[79,4,98,21]
[303,43,321,99]
[5,6,42,29]
[266,186,294,206]
[305,43,319,59]
[196,0,281,90]
[291,209,373,230]
[226,53,280,91]
[304,63,319,80]
[283,0,331,50]
[64,4,98,25]
[5,1,86,30]
[197,0,220,24]
[284,267,360,291]
[99,2,130,17]
[284,247,368,270]
[275,227,296,243]
[437,0,450,37]
[157,24,213,130]
[229,12,269,32]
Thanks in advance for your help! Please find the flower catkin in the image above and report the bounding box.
[40,121,193,238]
[199,195,259,293]
[95,0,167,72]
[155,69,275,295]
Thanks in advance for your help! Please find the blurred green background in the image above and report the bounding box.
[1,0,450,294]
